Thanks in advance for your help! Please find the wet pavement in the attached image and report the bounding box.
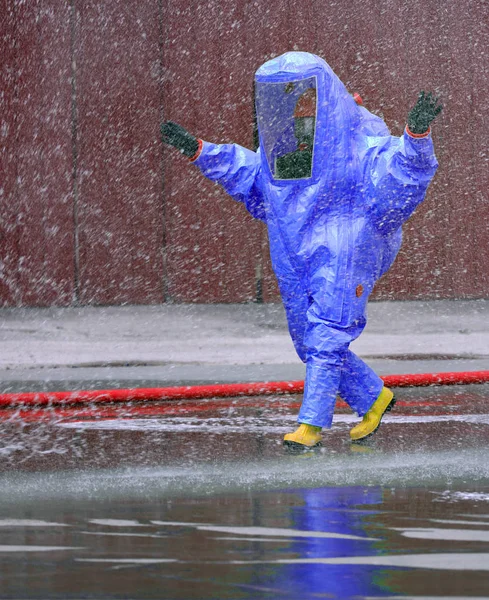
[1,384,489,599]
[1,300,488,394]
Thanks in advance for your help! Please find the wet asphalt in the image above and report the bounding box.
[1,384,489,599]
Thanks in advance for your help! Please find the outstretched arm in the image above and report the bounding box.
[161,121,266,222]
[366,91,443,234]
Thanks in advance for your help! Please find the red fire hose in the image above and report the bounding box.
[0,370,488,408]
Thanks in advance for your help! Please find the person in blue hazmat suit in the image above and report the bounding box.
[161,52,442,451]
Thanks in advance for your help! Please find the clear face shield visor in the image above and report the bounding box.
[255,77,317,180]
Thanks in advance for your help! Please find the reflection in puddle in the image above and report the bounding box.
[0,519,68,527]
[57,413,489,431]
[1,485,489,598]
[0,545,83,552]
[393,527,489,542]
[228,552,489,570]
[2,386,489,597]
[434,490,489,503]
[150,520,378,541]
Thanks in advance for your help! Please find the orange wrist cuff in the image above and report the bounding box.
[406,125,431,139]
[189,139,203,162]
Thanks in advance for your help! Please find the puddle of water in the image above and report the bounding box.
[2,386,489,597]
[1,485,489,598]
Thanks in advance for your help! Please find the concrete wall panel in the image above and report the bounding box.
[0,0,74,306]
[74,1,164,305]
[1,0,488,306]
[162,0,264,302]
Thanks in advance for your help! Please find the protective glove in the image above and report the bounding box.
[407,91,443,134]
[161,121,199,158]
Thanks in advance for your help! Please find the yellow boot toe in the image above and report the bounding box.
[284,424,322,451]
[350,387,395,442]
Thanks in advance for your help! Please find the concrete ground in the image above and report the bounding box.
[2,384,489,599]
[0,299,488,392]
[2,301,489,599]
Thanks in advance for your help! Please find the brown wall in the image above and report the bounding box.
[1,0,488,306]
[0,0,75,305]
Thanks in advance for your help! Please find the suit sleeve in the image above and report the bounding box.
[364,128,438,234]
[192,141,267,222]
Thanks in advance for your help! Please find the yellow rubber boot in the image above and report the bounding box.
[350,387,395,442]
[283,424,322,451]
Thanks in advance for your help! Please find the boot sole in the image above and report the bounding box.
[283,440,322,454]
[351,396,396,444]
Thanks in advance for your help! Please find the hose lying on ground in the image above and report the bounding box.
[0,370,488,408]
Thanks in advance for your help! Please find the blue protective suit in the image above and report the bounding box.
[192,52,438,428]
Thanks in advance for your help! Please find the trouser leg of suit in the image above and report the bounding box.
[299,352,344,427]
[298,318,369,429]
[280,279,309,363]
[298,311,385,428]
[338,350,384,416]
[280,281,342,428]
[280,279,382,428]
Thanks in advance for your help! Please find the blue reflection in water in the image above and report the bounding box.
[261,485,391,598]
